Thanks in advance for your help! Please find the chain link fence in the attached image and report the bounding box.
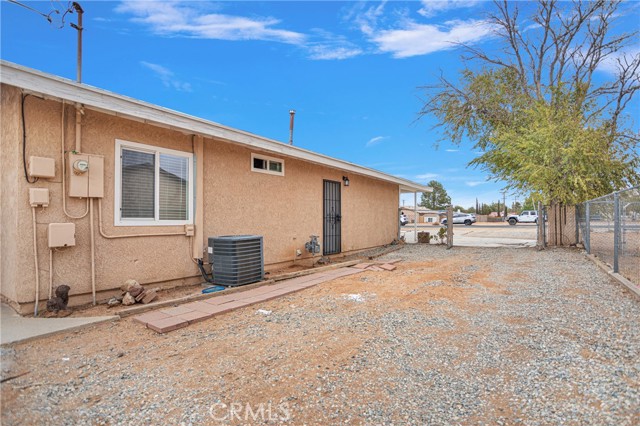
[577,186,640,286]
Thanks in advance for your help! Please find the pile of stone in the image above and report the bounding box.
[108,279,158,307]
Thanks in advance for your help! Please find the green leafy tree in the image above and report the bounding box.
[420,0,639,205]
[420,180,451,209]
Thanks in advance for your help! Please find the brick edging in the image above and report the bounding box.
[118,259,362,318]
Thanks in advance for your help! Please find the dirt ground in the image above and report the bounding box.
[1,245,639,425]
[42,245,401,319]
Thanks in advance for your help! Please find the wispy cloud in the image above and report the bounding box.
[416,173,439,180]
[306,29,363,60]
[597,48,640,76]
[418,0,481,18]
[118,2,364,61]
[371,19,496,58]
[445,149,459,152]
[117,1,305,44]
[349,2,495,58]
[307,45,363,60]
[140,61,192,92]
[366,136,388,147]
[466,180,488,187]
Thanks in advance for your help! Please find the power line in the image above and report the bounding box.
[6,0,76,28]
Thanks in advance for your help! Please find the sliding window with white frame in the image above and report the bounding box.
[114,139,194,226]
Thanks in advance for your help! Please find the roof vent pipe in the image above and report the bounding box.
[288,109,295,145]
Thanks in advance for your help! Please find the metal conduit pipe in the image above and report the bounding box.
[49,249,53,300]
[32,207,40,316]
[61,101,89,219]
[97,198,186,239]
[89,199,96,305]
[75,104,82,152]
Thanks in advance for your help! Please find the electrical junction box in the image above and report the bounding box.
[29,188,49,207]
[28,156,55,179]
[48,223,76,248]
[184,224,195,236]
[67,152,104,198]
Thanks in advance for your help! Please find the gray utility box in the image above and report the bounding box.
[208,235,264,286]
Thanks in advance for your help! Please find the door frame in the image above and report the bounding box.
[323,179,342,255]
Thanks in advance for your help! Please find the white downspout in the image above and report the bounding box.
[193,135,205,259]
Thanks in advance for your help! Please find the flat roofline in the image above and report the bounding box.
[0,60,431,193]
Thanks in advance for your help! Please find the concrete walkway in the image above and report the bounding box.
[134,267,365,333]
[0,303,119,345]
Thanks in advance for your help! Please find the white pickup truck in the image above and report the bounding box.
[507,210,539,225]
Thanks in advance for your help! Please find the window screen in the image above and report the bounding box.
[269,161,282,173]
[117,141,192,225]
[121,149,155,219]
[159,154,188,220]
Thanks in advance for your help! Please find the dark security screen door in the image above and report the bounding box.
[323,180,341,255]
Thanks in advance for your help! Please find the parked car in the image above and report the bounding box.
[441,213,476,226]
[507,210,538,225]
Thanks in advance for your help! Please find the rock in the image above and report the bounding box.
[121,279,140,293]
[134,290,147,302]
[122,292,136,306]
[129,285,144,298]
[107,297,121,308]
[141,289,157,304]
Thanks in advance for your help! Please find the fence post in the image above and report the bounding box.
[536,201,545,249]
[543,205,547,247]
[585,202,590,254]
[446,205,453,249]
[613,192,620,273]
[536,201,540,247]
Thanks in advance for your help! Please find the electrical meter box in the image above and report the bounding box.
[29,188,49,207]
[67,152,104,198]
[48,223,76,248]
[28,156,55,179]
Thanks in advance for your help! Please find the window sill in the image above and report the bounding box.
[115,220,193,227]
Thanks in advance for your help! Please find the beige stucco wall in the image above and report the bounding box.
[202,141,399,264]
[1,85,21,303]
[0,83,400,310]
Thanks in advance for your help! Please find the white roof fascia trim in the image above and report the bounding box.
[1,61,430,193]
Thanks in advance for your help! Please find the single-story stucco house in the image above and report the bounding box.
[0,61,430,314]
[400,207,442,224]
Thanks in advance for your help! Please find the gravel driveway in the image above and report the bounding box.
[2,245,638,425]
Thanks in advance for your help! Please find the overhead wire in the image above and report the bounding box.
[7,0,53,22]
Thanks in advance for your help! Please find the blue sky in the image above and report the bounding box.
[2,1,638,209]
